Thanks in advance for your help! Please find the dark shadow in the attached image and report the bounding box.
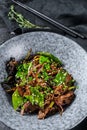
[1,82,12,106]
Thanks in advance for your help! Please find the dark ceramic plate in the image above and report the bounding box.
[0,32,87,130]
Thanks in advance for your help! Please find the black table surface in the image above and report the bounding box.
[0,0,87,130]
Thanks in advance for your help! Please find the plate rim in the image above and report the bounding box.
[0,31,87,54]
[0,31,87,130]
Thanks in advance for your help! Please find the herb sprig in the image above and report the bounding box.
[8,5,40,28]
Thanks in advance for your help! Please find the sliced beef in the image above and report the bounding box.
[6,57,18,76]
[54,91,75,106]
[17,85,30,97]
[21,101,39,115]
[65,74,74,86]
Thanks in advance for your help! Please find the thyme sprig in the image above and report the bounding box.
[8,5,41,29]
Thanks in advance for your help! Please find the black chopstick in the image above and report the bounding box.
[12,0,85,39]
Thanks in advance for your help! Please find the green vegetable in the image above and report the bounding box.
[24,85,53,108]
[68,86,77,90]
[16,62,31,78]
[8,5,40,28]
[44,63,50,70]
[49,101,54,108]
[53,69,68,85]
[38,56,51,81]
[28,76,33,81]
[44,87,53,95]
[39,56,50,64]
[42,71,49,81]
[12,89,24,110]
[25,86,45,108]
[16,62,32,86]
[37,52,62,66]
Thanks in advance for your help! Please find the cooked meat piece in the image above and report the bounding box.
[17,85,30,97]
[6,87,17,93]
[32,55,40,65]
[30,71,36,78]
[35,64,43,70]
[28,78,36,86]
[45,94,54,106]
[38,103,57,119]
[65,74,74,86]
[6,58,18,76]
[21,101,39,115]
[38,110,46,119]
[38,94,54,119]
[53,85,68,96]
[36,78,47,87]
[48,70,59,76]
[50,63,57,70]
[38,106,52,119]
[54,91,75,106]
[29,64,43,79]
[29,64,43,77]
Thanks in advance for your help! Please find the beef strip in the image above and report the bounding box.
[6,57,18,76]
[21,101,39,115]
[54,91,75,106]
[17,85,31,97]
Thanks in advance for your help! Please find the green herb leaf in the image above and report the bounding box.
[39,56,50,64]
[12,89,24,110]
[37,52,62,65]
[25,86,45,108]
[16,62,32,86]
[68,86,77,90]
[8,5,41,29]
[42,71,49,81]
[53,69,68,85]
[8,5,49,29]
[44,63,50,70]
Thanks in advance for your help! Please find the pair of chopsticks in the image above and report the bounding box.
[12,0,85,39]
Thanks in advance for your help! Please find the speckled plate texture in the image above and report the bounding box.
[0,32,87,130]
